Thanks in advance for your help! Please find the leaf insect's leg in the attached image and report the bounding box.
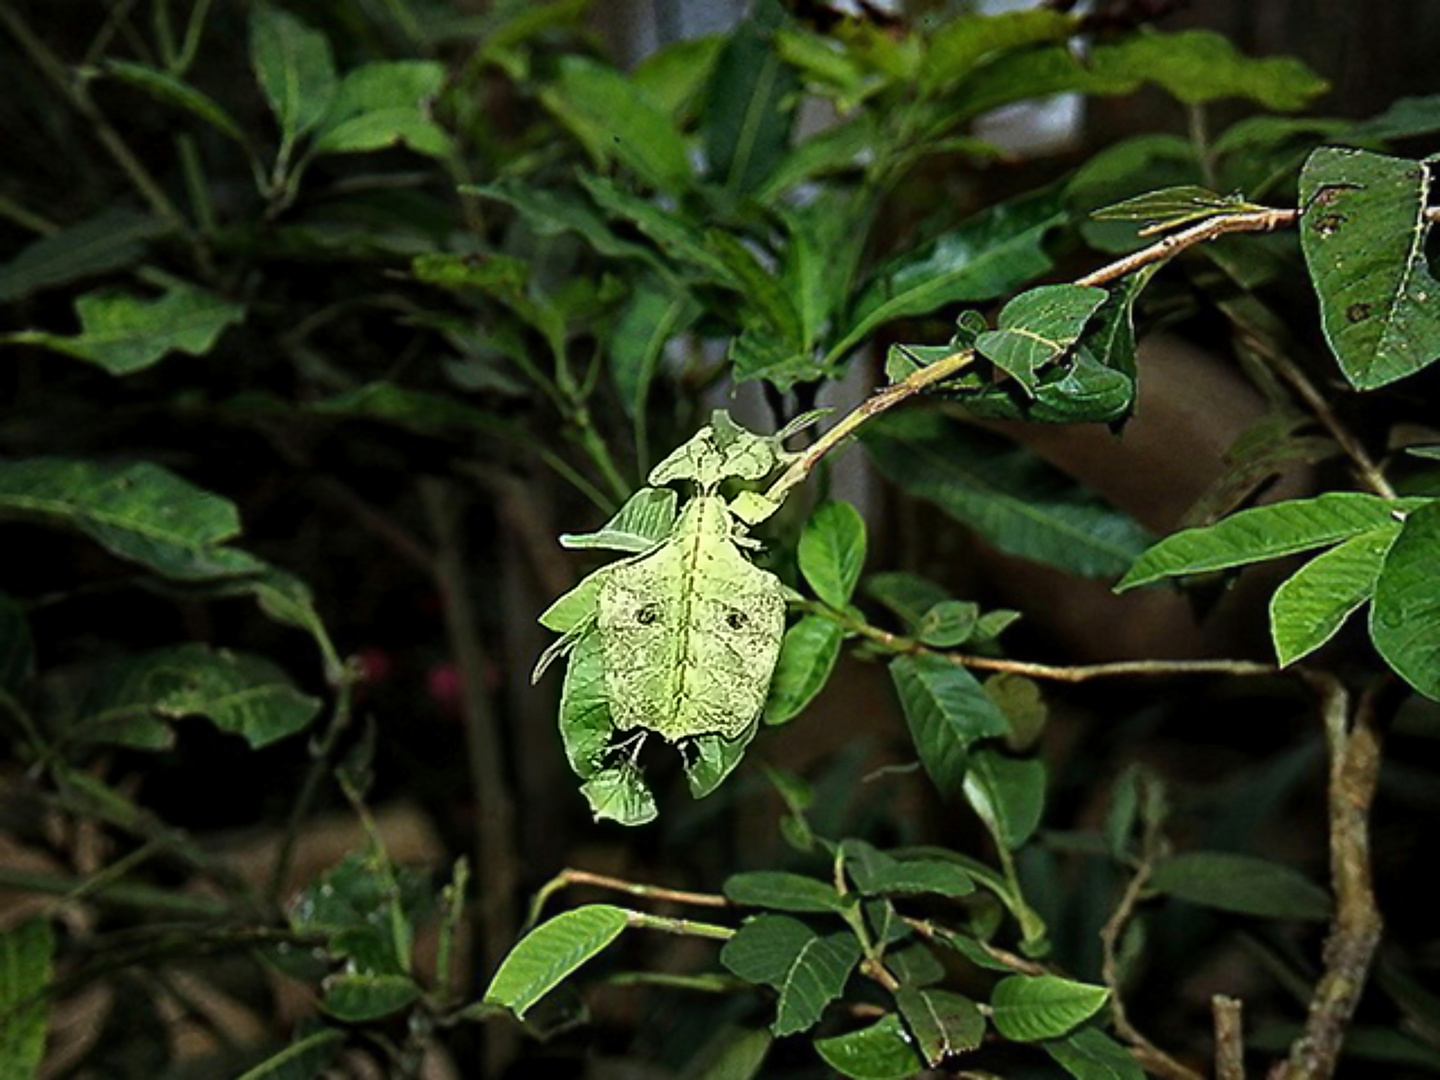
[607,728,649,768]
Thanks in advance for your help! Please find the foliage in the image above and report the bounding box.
[4,0,1440,1077]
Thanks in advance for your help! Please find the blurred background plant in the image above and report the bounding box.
[4,0,1440,1077]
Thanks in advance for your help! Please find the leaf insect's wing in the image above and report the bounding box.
[560,487,678,553]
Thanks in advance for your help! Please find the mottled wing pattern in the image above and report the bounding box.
[597,505,785,742]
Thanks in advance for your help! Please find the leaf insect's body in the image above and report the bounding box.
[596,493,786,743]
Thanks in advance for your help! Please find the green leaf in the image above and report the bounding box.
[1149,852,1331,920]
[889,653,1009,798]
[1092,184,1255,228]
[0,458,255,579]
[963,747,1046,851]
[728,324,821,391]
[887,943,946,988]
[1271,526,1399,666]
[541,56,691,191]
[560,487,678,553]
[0,210,166,304]
[990,974,1109,1042]
[832,189,1064,361]
[1065,135,1201,254]
[799,501,867,608]
[610,277,699,421]
[929,927,1015,972]
[323,973,420,1022]
[815,1014,925,1080]
[865,411,1154,579]
[1299,148,1440,389]
[103,60,245,141]
[720,915,861,1036]
[678,1024,773,1080]
[864,572,952,628]
[235,1028,346,1080]
[580,174,735,283]
[1372,501,1440,699]
[915,599,979,648]
[764,615,844,726]
[249,2,337,143]
[632,35,726,119]
[1043,1026,1146,1080]
[778,191,869,351]
[702,14,796,194]
[755,113,877,202]
[7,282,244,374]
[702,230,804,343]
[684,729,755,800]
[894,986,985,1066]
[919,9,1075,95]
[580,766,659,827]
[465,180,664,270]
[723,872,842,913]
[0,920,52,1080]
[975,285,1107,391]
[484,905,630,1018]
[1117,493,1417,590]
[82,644,322,750]
[843,840,975,898]
[313,61,450,159]
[0,592,33,693]
[1348,95,1440,142]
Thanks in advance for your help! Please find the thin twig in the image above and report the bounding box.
[526,867,730,929]
[1214,995,1247,1080]
[1270,678,1384,1080]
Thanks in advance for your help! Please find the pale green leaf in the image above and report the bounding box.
[81,644,322,750]
[1271,526,1398,666]
[580,766,659,827]
[1092,184,1255,228]
[723,872,842,913]
[720,915,861,1036]
[1372,501,1440,699]
[484,905,630,1018]
[7,282,244,374]
[1149,852,1331,920]
[249,3,337,142]
[889,653,1009,798]
[1300,148,1440,388]
[894,986,985,1066]
[560,488,677,553]
[313,61,450,159]
[103,60,245,141]
[963,747,1046,851]
[0,919,52,1080]
[866,411,1153,579]
[798,501,867,608]
[814,1014,925,1080]
[990,975,1109,1041]
[1043,1026,1146,1080]
[764,616,844,726]
[0,210,165,303]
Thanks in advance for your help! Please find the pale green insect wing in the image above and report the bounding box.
[597,514,785,742]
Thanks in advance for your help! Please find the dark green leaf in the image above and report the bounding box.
[987,674,1047,751]
[929,927,1015,972]
[963,747,1046,851]
[0,919,52,1080]
[975,285,1107,391]
[560,488,677,553]
[484,905,630,1018]
[80,644,321,750]
[864,572,952,628]
[920,9,1075,95]
[0,592,33,693]
[1348,95,1440,142]
[889,653,1009,798]
[249,3,336,142]
[678,1023,773,1080]
[235,1028,345,1080]
[764,615,844,726]
[723,872,842,913]
[799,501,867,608]
[865,411,1153,578]
[703,16,796,193]
[887,943,945,988]
[843,840,975,898]
[1271,526,1398,666]
[0,210,165,303]
[313,61,450,159]
[580,174,736,283]
[755,114,877,202]
[1043,1026,1146,1080]
[557,632,615,778]
[720,915,861,1036]
[1065,135,1201,253]
[322,974,420,1022]
[894,986,985,1066]
[1300,148,1440,388]
[814,1013,925,1080]
[916,600,979,648]
[1118,493,1418,590]
[1373,501,1440,699]
[103,61,245,141]
[779,192,868,351]
[703,229,803,343]
[7,282,244,374]
[1149,852,1331,920]
[541,56,691,191]
[632,35,726,118]
[610,277,699,421]
[464,180,664,269]
[728,324,822,391]
[0,458,253,579]
[832,189,1064,361]
[990,974,1109,1041]
[683,729,756,800]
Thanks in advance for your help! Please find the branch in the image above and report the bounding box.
[1214,995,1247,1080]
[1270,678,1384,1080]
